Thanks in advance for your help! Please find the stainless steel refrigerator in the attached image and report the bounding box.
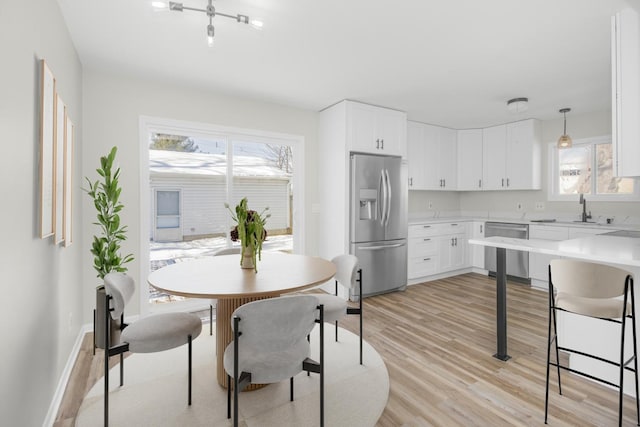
[350,153,408,299]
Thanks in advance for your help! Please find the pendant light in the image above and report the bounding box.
[557,108,572,149]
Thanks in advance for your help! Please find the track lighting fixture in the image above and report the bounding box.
[162,0,262,47]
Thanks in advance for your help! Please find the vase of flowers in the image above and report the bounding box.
[226,198,270,272]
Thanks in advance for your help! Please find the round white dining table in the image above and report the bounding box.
[147,252,336,388]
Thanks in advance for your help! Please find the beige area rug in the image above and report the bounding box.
[76,324,389,426]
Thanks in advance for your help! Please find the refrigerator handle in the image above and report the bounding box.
[379,169,387,226]
[384,169,392,227]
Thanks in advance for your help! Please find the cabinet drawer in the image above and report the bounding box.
[408,255,439,279]
[408,236,437,257]
[409,222,466,237]
[530,225,569,241]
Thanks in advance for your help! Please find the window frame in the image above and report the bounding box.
[139,116,306,316]
[548,135,640,202]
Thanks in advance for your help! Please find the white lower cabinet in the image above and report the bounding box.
[408,222,469,280]
[529,225,615,290]
[529,225,569,289]
[471,221,485,268]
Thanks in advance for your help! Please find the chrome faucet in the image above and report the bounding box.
[579,194,592,222]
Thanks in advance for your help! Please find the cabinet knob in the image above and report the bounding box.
[423,238,431,241]
[506,178,510,187]
[381,139,384,150]
[478,179,482,188]
[376,138,380,149]
[501,178,505,187]
[423,258,431,261]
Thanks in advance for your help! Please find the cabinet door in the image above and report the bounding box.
[471,221,485,268]
[348,102,377,153]
[407,121,426,189]
[438,127,457,189]
[612,9,640,177]
[377,108,406,157]
[482,124,507,190]
[437,235,454,272]
[457,129,483,191]
[422,124,441,189]
[450,233,467,270]
[506,120,540,190]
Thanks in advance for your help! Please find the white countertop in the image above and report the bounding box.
[469,235,640,268]
[409,215,640,231]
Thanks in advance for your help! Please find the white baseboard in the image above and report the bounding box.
[42,323,92,427]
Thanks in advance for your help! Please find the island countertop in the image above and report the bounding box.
[468,235,640,268]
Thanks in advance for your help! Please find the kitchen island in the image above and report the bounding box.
[469,234,640,362]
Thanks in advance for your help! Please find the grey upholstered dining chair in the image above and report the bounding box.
[223,295,325,427]
[103,272,202,427]
[545,259,638,426]
[313,254,363,364]
[209,246,242,335]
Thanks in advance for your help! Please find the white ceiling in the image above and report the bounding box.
[57,0,638,129]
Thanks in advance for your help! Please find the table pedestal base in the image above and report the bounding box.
[216,296,269,389]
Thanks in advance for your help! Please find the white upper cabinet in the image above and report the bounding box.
[437,127,458,190]
[482,124,508,190]
[506,119,541,190]
[348,101,407,156]
[482,119,541,190]
[407,121,426,189]
[407,121,457,190]
[612,8,640,177]
[457,129,483,191]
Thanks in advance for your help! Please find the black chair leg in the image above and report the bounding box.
[359,269,363,365]
[631,281,640,426]
[320,306,325,427]
[552,306,562,395]
[290,377,294,401]
[544,278,554,424]
[119,353,124,387]
[188,334,192,405]
[233,316,240,427]
[544,306,552,424]
[227,374,231,419]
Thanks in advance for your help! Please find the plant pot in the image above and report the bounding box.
[94,285,121,350]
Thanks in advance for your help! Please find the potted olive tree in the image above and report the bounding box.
[85,146,134,349]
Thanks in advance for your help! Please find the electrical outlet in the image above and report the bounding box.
[535,202,545,211]
[516,202,523,211]
[428,200,433,209]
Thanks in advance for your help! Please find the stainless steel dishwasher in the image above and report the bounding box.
[484,222,530,284]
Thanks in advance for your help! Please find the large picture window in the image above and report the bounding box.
[549,136,639,201]
[139,116,305,314]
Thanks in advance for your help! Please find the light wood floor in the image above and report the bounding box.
[54,273,640,426]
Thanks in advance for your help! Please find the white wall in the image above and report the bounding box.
[82,69,319,319]
[0,1,84,425]
[411,110,640,219]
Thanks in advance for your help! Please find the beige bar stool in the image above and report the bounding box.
[545,259,639,426]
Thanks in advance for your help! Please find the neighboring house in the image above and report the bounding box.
[149,149,292,242]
